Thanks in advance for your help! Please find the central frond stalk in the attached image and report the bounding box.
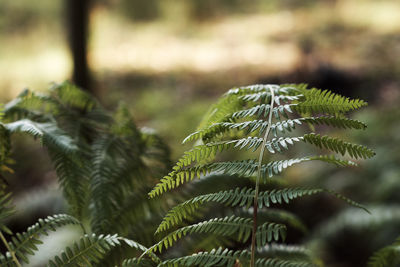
[250,87,275,267]
[0,231,22,267]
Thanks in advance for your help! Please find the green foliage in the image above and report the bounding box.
[48,234,160,267]
[0,214,81,266]
[121,258,156,267]
[158,247,318,267]
[0,82,375,266]
[0,82,170,266]
[156,187,366,233]
[147,84,373,266]
[368,236,400,267]
[149,215,285,253]
[159,247,250,267]
[0,192,14,235]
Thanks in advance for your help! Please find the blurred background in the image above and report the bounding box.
[1,0,399,266]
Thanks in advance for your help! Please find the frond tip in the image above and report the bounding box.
[303,133,375,159]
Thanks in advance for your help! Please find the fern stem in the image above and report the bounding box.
[250,87,275,267]
[0,231,22,267]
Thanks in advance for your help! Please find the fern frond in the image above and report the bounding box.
[140,127,172,178]
[183,116,293,144]
[231,103,295,121]
[183,115,366,144]
[198,95,244,129]
[159,247,250,267]
[150,155,356,197]
[175,138,263,170]
[149,216,253,253]
[182,119,269,144]
[49,81,97,111]
[48,234,157,267]
[0,214,81,264]
[303,133,375,159]
[199,84,301,129]
[257,243,314,261]
[121,258,156,267]
[157,187,366,233]
[301,116,367,130]
[155,237,307,266]
[307,155,357,167]
[149,216,285,255]
[295,87,368,114]
[3,89,58,121]
[98,190,168,246]
[264,137,303,153]
[49,150,89,219]
[241,93,302,105]
[4,120,78,154]
[0,254,15,267]
[368,236,400,267]
[48,234,120,267]
[255,221,287,246]
[225,84,298,97]
[89,129,149,234]
[255,258,317,267]
[0,193,14,235]
[149,84,372,266]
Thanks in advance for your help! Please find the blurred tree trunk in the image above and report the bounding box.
[65,0,93,94]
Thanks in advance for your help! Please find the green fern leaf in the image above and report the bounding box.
[4,120,78,154]
[3,89,58,121]
[0,254,15,267]
[225,84,297,97]
[158,247,250,267]
[89,123,150,234]
[149,84,373,266]
[176,138,264,170]
[48,234,120,267]
[49,150,89,219]
[149,155,356,197]
[48,234,156,267]
[0,214,81,264]
[148,216,285,255]
[294,87,368,114]
[198,84,301,129]
[49,81,96,111]
[258,243,315,261]
[255,222,287,247]
[183,116,366,144]
[149,216,254,253]
[303,133,375,159]
[368,236,400,267]
[121,258,156,267]
[301,116,367,130]
[0,193,14,235]
[198,95,244,129]
[255,258,317,267]
[157,187,366,232]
